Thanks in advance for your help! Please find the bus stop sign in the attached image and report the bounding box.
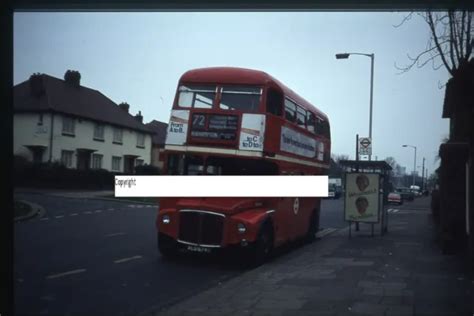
[359,137,372,156]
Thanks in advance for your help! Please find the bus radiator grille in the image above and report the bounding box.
[179,211,224,246]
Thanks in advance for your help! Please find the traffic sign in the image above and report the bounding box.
[359,137,372,156]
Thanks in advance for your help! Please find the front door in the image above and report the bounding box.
[76,151,91,170]
[124,157,136,174]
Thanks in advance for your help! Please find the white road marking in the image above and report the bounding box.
[94,210,102,213]
[55,215,64,219]
[107,208,115,211]
[105,232,126,238]
[46,269,86,279]
[84,211,92,214]
[316,228,337,238]
[70,213,78,216]
[40,218,49,221]
[114,255,143,264]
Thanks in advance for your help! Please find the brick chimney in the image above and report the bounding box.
[29,73,45,97]
[64,70,81,87]
[119,102,130,113]
[135,111,143,123]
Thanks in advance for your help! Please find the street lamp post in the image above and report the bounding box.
[403,144,417,186]
[336,52,375,161]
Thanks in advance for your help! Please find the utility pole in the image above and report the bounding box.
[336,52,375,161]
[422,157,425,190]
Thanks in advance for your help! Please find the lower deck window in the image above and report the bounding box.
[167,154,278,175]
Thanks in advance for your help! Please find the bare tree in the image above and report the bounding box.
[332,154,350,164]
[395,11,473,78]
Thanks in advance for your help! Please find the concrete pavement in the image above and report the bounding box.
[153,197,473,316]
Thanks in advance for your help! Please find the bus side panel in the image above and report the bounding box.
[264,115,283,155]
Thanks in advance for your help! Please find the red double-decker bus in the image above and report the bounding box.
[157,67,331,265]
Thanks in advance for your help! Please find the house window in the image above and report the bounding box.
[112,156,122,171]
[135,159,144,166]
[61,150,73,168]
[91,154,103,169]
[94,124,105,141]
[62,117,75,135]
[38,113,43,126]
[136,133,145,148]
[113,127,123,144]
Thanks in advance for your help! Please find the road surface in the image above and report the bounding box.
[14,193,358,315]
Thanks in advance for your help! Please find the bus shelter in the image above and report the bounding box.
[339,160,392,237]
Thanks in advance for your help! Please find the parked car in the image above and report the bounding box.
[395,187,415,201]
[388,192,403,205]
[328,184,341,199]
[410,185,422,197]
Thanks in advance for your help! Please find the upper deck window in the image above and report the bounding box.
[266,88,283,116]
[284,99,296,122]
[177,85,217,109]
[307,112,316,133]
[315,116,330,138]
[322,120,330,138]
[296,106,306,128]
[219,86,261,112]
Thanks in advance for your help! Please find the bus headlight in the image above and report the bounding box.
[237,223,246,234]
[162,215,170,224]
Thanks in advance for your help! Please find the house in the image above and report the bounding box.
[13,70,153,173]
[145,120,168,170]
[436,59,473,261]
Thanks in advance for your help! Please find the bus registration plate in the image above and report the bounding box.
[186,245,211,253]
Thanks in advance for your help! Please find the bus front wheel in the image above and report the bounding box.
[158,232,178,259]
[246,223,273,267]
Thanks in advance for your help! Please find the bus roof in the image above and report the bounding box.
[179,67,328,121]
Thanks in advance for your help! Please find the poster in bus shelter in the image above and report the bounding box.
[344,173,380,223]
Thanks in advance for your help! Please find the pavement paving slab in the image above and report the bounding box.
[153,197,472,316]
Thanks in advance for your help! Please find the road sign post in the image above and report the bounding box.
[359,137,372,158]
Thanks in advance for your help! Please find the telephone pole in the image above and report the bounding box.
[422,157,425,191]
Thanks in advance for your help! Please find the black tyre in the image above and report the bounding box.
[158,232,177,259]
[306,209,320,243]
[246,223,273,267]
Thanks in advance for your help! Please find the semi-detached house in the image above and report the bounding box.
[13,71,153,173]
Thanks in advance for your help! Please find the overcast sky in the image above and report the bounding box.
[14,12,450,175]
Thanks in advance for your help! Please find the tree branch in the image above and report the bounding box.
[392,12,413,28]
[438,80,447,89]
[448,13,458,70]
[465,12,472,59]
[460,11,465,59]
[394,40,449,74]
[428,11,455,76]
[452,11,462,62]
